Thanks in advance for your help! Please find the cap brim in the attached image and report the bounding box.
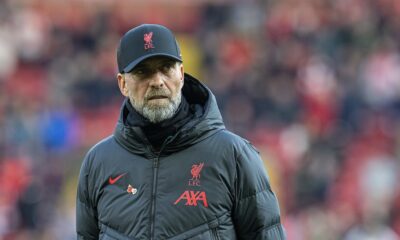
[123,53,182,73]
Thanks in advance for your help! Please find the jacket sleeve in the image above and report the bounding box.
[76,152,100,240]
[233,141,286,240]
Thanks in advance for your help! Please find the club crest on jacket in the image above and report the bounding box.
[189,162,204,186]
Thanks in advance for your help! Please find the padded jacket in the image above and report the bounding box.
[76,74,286,240]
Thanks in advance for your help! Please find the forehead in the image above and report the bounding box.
[135,56,178,69]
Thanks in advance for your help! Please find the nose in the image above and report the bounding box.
[148,71,165,88]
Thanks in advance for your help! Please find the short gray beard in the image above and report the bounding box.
[133,92,182,123]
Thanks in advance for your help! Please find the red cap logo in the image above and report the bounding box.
[144,32,154,50]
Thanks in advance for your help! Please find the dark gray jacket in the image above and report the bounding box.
[76,74,286,240]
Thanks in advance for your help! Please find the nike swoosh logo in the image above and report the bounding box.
[109,173,126,185]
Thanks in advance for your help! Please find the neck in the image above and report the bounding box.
[125,96,192,150]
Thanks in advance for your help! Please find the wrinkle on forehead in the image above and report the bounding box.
[135,56,179,70]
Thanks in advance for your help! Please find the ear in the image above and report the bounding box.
[117,73,129,97]
[179,63,184,82]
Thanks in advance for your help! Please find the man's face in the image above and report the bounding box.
[117,57,184,123]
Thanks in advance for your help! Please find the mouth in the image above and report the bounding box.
[147,95,169,101]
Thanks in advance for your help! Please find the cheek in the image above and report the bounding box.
[127,83,147,102]
[168,81,182,97]
[171,73,184,94]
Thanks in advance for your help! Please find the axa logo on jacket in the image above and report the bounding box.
[174,162,208,208]
[174,190,208,207]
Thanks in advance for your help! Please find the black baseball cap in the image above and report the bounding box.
[117,24,182,73]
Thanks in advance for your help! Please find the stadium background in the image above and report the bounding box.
[1,0,400,239]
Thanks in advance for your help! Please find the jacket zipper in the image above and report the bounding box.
[149,136,175,240]
[149,157,159,240]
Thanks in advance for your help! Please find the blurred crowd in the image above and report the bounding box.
[1,0,400,239]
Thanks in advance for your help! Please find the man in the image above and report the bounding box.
[76,24,286,240]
